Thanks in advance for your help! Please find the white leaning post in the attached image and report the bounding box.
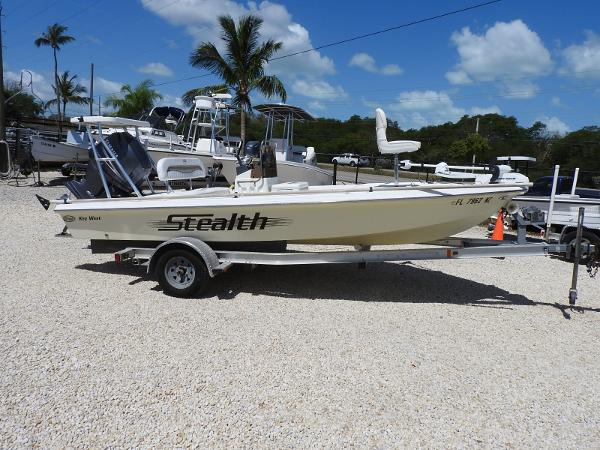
[571,167,580,196]
[546,164,560,237]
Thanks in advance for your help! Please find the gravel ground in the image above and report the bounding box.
[1,172,600,448]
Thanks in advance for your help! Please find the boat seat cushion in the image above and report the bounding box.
[157,157,207,181]
[375,108,421,154]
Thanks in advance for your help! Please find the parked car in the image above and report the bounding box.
[332,153,370,167]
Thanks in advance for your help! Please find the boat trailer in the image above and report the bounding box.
[114,208,598,304]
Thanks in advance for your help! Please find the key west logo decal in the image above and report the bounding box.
[149,213,291,232]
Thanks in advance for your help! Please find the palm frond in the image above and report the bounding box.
[189,43,236,83]
[251,75,287,103]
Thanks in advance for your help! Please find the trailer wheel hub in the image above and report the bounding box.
[164,256,196,289]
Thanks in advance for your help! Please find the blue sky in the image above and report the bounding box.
[4,0,600,134]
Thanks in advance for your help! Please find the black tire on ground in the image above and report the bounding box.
[561,230,600,264]
[332,159,338,164]
[155,248,209,298]
[349,161,356,167]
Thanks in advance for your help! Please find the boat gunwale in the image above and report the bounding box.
[54,184,527,212]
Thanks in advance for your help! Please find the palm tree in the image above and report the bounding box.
[104,80,163,118]
[189,15,286,142]
[34,23,75,125]
[181,83,229,107]
[46,71,89,118]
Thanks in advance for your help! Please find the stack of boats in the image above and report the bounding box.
[31,94,332,186]
[45,107,529,248]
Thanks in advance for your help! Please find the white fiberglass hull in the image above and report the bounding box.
[515,195,600,229]
[54,184,526,246]
[213,156,332,186]
[31,135,89,163]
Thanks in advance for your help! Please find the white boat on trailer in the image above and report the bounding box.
[30,129,91,163]
[41,109,598,301]
[52,109,527,246]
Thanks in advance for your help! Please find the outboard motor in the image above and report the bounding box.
[489,164,529,184]
[66,132,153,198]
[236,140,261,175]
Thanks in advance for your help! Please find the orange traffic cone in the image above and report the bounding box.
[491,209,505,241]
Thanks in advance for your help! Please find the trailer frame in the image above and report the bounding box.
[114,211,596,304]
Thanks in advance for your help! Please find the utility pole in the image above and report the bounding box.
[472,117,480,167]
[98,95,101,115]
[89,63,94,115]
[0,3,6,141]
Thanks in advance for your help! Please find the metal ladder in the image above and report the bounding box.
[89,129,143,198]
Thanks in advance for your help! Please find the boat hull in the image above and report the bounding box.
[55,185,524,246]
[31,136,89,163]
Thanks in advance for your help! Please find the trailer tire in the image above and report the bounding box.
[561,230,600,264]
[155,249,209,298]
[349,161,356,167]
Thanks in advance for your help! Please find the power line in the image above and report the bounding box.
[4,0,62,29]
[269,0,502,61]
[61,0,103,23]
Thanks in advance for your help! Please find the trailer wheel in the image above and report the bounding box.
[155,249,209,298]
[561,230,600,264]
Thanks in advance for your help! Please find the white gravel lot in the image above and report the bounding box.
[1,172,600,448]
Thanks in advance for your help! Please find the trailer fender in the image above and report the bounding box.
[148,237,225,278]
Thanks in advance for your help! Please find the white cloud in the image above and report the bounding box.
[308,100,325,110]
[387,90,499,129]
[165,39,179,49]
[469,105,501,115]
[141,0,334,78]
[157,93,184,108]
[361,98,381,110]
[561,31,600,78]
[81,76,123,96]
[446,20,552,98]
[535,116,570,136]
[498,80,539,99]
[391,90,461,112]
[138,62,174,77]
[291,79,347,100]
[551,96,562,106]
[445,70,472,85]
[5,69,55,101]
[349,52,403,76]
[85,35,102,45]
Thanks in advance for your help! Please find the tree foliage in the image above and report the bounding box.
[34,23,75,123]
[4,82,44,118]
[189,14,286,141]
[104,80,162,118]
[46,71,89,118]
